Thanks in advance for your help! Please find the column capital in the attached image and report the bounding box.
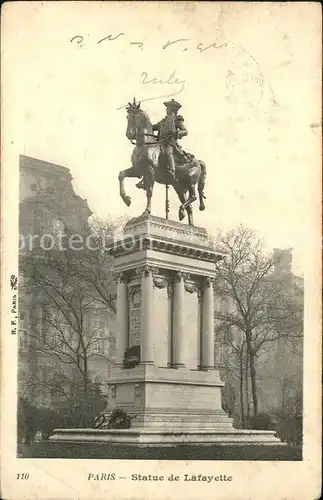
[184,275,198,294]
[204,276,215,288]
[153,276,168,289]
[136,265,159,278]
[174,271,189,282]
[115,271,127,283]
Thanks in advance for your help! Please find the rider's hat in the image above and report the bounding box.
[163,99,182,111]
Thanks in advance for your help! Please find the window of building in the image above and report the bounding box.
[51,333,60,349]
[224,326,233,343]
[101,338,107,353]
[93,320,105,332]
[93,341,101,353]
[51,219,65,237]
[91,320,107,354]
[50,388,61,399]
[51,332,65,351]
[19,311,28,329]
[19,329,28,348]
[39,366,48,383]
[214,342,225,368]
[220,298,230,313]
[61,325,72,342]
[43,307,72,351]
[93,338,106,354]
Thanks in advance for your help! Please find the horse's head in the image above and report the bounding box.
[126,98,141,141]
[126,98,152,143]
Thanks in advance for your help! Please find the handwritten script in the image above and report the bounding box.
[113,70,186,109]
[69,33,228,109]
[70,33,227,53]
[68,32,267,113]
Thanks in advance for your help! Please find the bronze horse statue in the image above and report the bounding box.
[118,100,206,225]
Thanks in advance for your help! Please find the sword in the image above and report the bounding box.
[165,184,170,220]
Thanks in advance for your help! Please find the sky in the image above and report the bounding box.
[3,2,321,275]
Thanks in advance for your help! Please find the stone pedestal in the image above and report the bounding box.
[50,216,281,446]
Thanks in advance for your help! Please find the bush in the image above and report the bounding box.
[54,383,106,429]
[18,398,38,444]
[248,412,274,430]
[248,410,303,445]
[275,414,302,445]
[17,398,61,444]
[18,383,107,443]
[37,407,67,439]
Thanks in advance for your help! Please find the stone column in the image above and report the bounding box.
[140,266,154,364]
[201,277,215,370]
[115,273,128,365]
[172,271,186,367]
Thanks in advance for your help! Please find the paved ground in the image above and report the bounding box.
[18,442,302,460]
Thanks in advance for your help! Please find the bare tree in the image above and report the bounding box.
[74,215,130,314]
[214,225,303,417]
[20,217,122,397]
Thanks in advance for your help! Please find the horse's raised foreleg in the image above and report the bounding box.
[118,167,138,207]
[141,163,156,216]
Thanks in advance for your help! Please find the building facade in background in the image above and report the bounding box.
[18,155,116,408]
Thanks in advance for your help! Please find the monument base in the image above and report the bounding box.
[105,364,232,431]
[49,428,282,446]
[50,365,282,446]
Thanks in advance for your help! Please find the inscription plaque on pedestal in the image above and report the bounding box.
[129,286,141,347]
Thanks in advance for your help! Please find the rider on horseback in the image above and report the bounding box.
[136,99,192,190]
[121,98,206,225]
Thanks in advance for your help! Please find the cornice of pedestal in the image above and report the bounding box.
[107,215,226,264]
[109,364,225,386]
[110,235,224,264]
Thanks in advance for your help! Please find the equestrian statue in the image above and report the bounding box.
[118,98,206,226]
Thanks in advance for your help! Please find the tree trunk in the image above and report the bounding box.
[249,352,258,416]
[246,330,258,417]
[239,353,245,427]
[245,348,250,423]
[83,353,89,395]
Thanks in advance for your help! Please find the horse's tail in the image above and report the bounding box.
[198,160,206,211]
